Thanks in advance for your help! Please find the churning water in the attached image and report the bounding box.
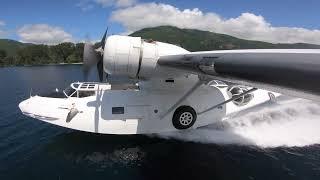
[158,98,320,148]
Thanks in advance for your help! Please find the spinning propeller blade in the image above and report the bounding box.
[101,27,108,50]
[82,28,109,82]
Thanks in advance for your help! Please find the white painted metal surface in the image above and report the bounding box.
[18,35,285,135]
[19,74,277,134]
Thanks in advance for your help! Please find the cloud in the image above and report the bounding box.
[17,24,73,45]
[111,3,320,45]
[0,20,5,26]
[77,0,95,11]
[76,0,136,11]
[95,0,136,8]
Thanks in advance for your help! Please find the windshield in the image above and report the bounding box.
[62,84,96,98]
[63,86,77,97]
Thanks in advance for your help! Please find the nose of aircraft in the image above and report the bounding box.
[18,98,31,114]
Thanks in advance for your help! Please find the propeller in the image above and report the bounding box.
[83,28,108,82]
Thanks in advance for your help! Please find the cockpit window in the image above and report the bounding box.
[63,86,77,97]
[73,83,79,88]
[46,82,99,98]
[78,91,95,98]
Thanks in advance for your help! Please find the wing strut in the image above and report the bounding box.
[160,80,203,119]
[198,88,258,115]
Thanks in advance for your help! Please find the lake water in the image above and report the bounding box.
[1,65,320,180]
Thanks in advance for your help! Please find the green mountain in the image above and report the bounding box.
[1,26,320,66]
[130,26,320,51]
[0,40,84,66]
[0,39,29,56]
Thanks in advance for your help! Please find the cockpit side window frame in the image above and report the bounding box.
[63,82,100,98]
[63,85,78,98]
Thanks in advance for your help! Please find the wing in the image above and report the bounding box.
[158,49,320,101]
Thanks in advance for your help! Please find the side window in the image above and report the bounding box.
[165,79,175,83]
[78,91,95,98]
[112,107,125,114]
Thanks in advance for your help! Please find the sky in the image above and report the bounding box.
[0,0,320,45]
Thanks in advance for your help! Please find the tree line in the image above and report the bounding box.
[0,42,84,66]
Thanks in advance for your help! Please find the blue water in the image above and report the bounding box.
[1,65,320,180]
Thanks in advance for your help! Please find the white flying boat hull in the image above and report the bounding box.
[19,77,278,134]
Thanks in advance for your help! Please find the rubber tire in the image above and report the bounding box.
[172,106,197,130]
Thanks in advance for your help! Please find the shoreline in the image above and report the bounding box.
[0,62,83,67]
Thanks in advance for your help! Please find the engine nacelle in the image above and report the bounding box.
[103,35,188,79]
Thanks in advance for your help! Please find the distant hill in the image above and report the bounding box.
[1,26,320,66]
[0,39,30,56]
[0,40,83,66]
[130,26,320,51]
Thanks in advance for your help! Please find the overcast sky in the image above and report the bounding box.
[1,0,320,45]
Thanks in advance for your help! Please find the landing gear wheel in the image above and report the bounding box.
[172,106,197,130]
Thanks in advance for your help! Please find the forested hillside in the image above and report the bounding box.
[1,26,320,67]
[130,26,320,51]
[0,40,84,66]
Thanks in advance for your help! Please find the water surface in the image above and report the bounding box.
[1,65,320,180]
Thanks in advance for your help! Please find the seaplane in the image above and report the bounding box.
[19,29,320,134]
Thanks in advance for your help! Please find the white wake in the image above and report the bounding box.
[157,98,320,148]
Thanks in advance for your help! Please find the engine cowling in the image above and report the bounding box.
[103,35,188,80]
